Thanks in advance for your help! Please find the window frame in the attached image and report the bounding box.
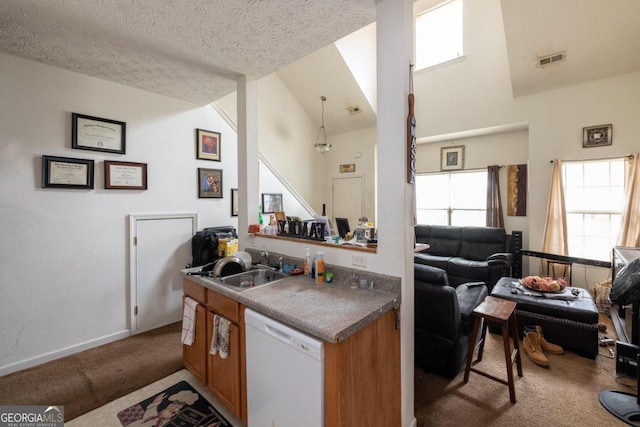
[414,0,464,72]
[415,168,487,226]
[561,158,625,261]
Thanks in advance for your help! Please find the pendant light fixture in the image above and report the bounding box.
[314,95,331,153]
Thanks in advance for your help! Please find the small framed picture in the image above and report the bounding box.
[72,113,126,154]
[104,161,148,190]
[198,168,223,198]
[196,128,221,161]
[262,193,283,214]
[441,145,465,171]
[42,155,94,189]
[231,188,239,216]
[583,124,612,148]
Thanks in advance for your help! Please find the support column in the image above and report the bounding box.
[237,76,260,249]
[376,0,415,425]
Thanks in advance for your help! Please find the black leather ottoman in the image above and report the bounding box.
[491,277,599,358]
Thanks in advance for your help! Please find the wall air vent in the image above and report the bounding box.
[538,51,566,67]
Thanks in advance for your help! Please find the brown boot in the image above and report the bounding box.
[522,330,549,367]
[526,325,564,355]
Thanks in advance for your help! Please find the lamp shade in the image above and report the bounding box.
[314,96,331,153]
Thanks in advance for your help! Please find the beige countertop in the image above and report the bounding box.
[182,271,400,343]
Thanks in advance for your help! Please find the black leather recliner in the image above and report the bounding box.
[414,263,488,378]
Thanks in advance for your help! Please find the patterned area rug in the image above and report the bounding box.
[117,381,231,427]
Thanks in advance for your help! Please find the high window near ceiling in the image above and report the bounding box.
[415,0,464,70]
[416,169,487,226]
[562,159,625,261]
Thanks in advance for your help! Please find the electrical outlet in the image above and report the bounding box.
[352,255,367,267]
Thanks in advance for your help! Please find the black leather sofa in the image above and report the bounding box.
[414,225,519,292]
[414,263,488,378]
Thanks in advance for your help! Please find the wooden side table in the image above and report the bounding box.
[463,296,523,403]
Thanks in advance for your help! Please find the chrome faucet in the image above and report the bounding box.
[261,251,269,266]
[278,256,283,271]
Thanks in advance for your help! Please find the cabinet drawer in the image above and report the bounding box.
[207,289,240,323]
[183,278,206,304]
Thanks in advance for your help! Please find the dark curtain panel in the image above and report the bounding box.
[486,165,504,228]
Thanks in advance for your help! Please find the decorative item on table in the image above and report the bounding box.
[521,275,568,293]
[354,226,376,244]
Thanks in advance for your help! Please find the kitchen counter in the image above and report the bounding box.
[181,270,400,343]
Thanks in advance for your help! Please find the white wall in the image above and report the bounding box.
[416,129,529,238]
[257,74,326,213]
[0,53,239,373]
[412,0,640,287]
[322,126,377,221]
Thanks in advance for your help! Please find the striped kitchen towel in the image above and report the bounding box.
[181,297,199,345]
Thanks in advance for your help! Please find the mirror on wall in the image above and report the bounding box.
[216,23,378,235]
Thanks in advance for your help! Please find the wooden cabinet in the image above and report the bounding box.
[183,277,400,426]
[182,279,247,424]
[205,288,245,422]
[207,313,241,415]
[182,279,207,383]
[324,309,401,427]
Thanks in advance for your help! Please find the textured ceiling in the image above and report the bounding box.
[0,0,375,105]
[1,0,639,125]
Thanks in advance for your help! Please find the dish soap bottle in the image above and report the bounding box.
[315,252,325,283]
[303,248,311,276]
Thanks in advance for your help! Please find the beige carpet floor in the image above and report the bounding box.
[0,322,183,421]
[414,313,634,426]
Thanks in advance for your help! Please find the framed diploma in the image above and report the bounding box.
[72,113,126,154]
[42,155,94,189]
[104,161,148,190]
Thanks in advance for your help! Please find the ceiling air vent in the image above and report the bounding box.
[347,105,361,114]
[538,51,566,67]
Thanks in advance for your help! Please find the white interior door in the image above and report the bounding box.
[129,213,197,334]
[332,176,364,232]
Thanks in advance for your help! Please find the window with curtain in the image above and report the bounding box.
[415,0,464,71]
[416,170,487,226]
[562,159,625,261]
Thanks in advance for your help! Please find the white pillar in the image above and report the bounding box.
[376,0,416,425]
[237,76,260,249]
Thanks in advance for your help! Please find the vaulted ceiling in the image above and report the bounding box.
[1,1,639,135]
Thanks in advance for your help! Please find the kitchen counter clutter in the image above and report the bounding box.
[181,267,400,343]
[181,263,402,426]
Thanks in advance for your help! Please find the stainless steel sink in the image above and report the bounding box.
[219,268,287,291]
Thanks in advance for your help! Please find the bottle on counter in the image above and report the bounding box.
[315,252,325,284]
[303,248,311,276]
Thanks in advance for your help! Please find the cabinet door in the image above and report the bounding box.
[183,303,206,383]
[207,311,241,417]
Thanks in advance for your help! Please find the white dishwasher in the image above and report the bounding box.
[245,308,324,427]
